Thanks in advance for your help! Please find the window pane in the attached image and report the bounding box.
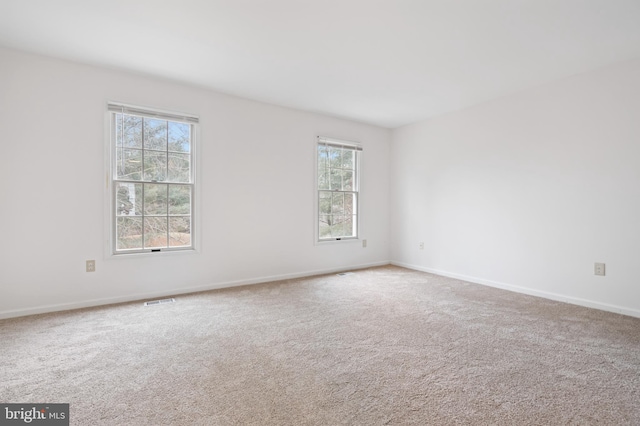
[144,151,167,181]
[344,192,355,215]
[318,145,329,169]
[329,148,342,168]
[116,113,123,147]
[144,184,167,215]
[117,114,142,148]
[330,217,344,237]
[116,217,142,250]
[330,169,342,191]
[343,170,354,190]
[319,215,331,238]
[168,153,190,182]
[144,118,167,151]
[342,149,354,169]
[144,217,168,248]
[116,148,142,180]
[116,183,142,216]
[318,169,330,190]
[169,217,191,247]
[331,192,344,215]
[319,191,331,214]
[344,215,355,237]
[169,185,191,215]
[168,122,190,153]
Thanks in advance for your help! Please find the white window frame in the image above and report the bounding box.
[107,102,198,255]
[315,136,362,243]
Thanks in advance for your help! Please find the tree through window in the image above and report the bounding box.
[317,136,361,241]
[109,103,197,254]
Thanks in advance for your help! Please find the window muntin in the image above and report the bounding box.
[317,137,361,241]
[109,103,197,254]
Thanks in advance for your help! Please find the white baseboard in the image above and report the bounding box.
[391,261,640,319]
[9,260,636,321]
[0,261,390,320]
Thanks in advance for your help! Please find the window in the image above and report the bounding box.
[108,103,198,254]
[316,136,361,241]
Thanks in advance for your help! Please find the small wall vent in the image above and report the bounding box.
[144,298,175,306]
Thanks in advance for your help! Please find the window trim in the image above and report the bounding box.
[315,136,362,243]
[107,102,199,255]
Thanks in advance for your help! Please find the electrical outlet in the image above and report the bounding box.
[362,239,367,248]
[86,260,96,273]
[594,262,605,276]
[419,242,424,250]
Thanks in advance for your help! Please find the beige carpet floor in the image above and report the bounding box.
[1,265,639,425]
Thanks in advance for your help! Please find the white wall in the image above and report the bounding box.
[391,58,640,317]
[0,47,391,318]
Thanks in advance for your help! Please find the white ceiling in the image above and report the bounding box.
[2,1,640,128]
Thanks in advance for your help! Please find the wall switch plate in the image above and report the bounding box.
[86,260,96,273]
[594,262,605,276]
[419,242,424,250]
[362,239,367,248]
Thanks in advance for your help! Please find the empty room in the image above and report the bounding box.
[1,1,640,424]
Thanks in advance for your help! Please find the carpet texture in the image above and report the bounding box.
[1,265,639,425]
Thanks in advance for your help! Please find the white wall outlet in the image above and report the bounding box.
[419,242,424,250]
[594,262,605,276]
[86,260,96,273]
[362,239,367,248]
